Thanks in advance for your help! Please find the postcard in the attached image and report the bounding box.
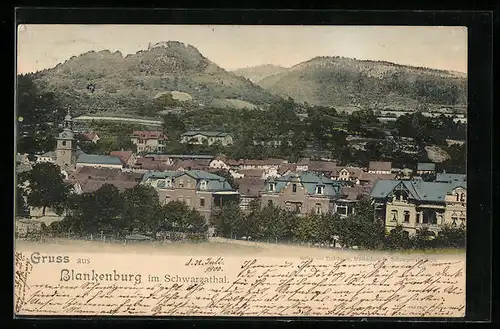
[15,24,467,317]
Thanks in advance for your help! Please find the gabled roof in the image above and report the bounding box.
[308,161,338,172]
[142,170,236,192]
[265,171,342,197]
[110,151,133,164]
[370,179,462,202]
[181,131,231,137]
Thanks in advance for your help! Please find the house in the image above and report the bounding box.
[236,178,266,211]
[180,131,233,146]
[331,167,363,182]
[173,159,208,171]
[260,172,343,216]
[417,162,436,175]
[308,161,338,176]
[370,177,467,236]
[209,156,230,170]
[130,131,167,154]
[333,186,371,218]
[239,158,286,170]
[296,158,310,171]
[357,172,397,186]
[141,170,239,222]
[67,167,142,194]
[80,132,100,144]
[131,157,174,172]
[239,169,266,179]
[110,151,137,168]
[435,173,467,186]
[36,151,57,164]
[368,161,392,174]
[278,164,297,176]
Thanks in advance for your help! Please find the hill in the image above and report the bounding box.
[232,64,288,83]
[253,56,467,110]
[29,41,279,116]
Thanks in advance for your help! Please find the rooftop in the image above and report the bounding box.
[77,154,123,165]
[417,162,437,171]
[181,131,231,137]
[265,171,342,197]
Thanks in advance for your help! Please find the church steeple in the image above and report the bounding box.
[56,106,77,171]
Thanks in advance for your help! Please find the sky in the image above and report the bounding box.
[16,25,468,74]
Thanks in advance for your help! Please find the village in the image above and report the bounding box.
[15,110,466,247]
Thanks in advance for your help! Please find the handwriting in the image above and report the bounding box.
[14,252,33,313]
[14,256,465,317]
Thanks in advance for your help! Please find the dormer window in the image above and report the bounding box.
[200,180,208,190]
[269,182,276,192]
[460,193,466,202]
[316,186,324,194]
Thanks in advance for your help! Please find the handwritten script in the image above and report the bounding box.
[14,253,465,317]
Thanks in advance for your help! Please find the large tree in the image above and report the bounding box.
[120,185,161,236]
[26,162,71,216]
[17,74,65,154]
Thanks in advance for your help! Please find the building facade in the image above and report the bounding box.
[260,172,342,216]
[141,170,239,221]
[371,177,467,236]
[131,131,167,154]
[180,131,234,146]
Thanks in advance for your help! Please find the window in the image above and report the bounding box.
[316,186,324,194]
[403,211,410,223]
[315,203,322,215]
[451,216,458,227]
[285,203,292,211]
[295,203,301,213]
[165,178,172,188]
[456,194,460,201]
[269,183,276,192]
[337,207,347,215]
[390,210,398,222]
[179,179,184,188]
[268,200,273,206]
[459,217,465,228]
[416,213,421,223]
[62,141,67,146]
[292,184,297,193]
[200,198,205,207]
[200,181,207,190]
[460,193,466,202]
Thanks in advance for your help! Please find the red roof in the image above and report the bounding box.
[131,131,167,140]
[110,151,133,165]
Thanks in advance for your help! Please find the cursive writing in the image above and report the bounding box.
[14,256,465,317]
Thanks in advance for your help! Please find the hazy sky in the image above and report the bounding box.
[17,25,467,74]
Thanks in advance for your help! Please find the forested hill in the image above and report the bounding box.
[246,56,467,110]
[28,41,280,116]
[232,64,289,83]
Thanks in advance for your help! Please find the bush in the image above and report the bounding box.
[384,226,412,250]
[435,225,466,248]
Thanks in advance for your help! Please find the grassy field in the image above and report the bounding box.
[15,237,465,260]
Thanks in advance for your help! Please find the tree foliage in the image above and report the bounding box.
[25,162,71,215]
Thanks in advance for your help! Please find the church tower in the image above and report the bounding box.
[55,109,77,171]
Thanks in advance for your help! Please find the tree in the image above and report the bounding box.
[334,199,385,249]
[211,200,245,238]
[17,74,64,154]
[293,213,335,244]
[384,225,412,250]
[435,225,466,248]
[121,185,161,236]
[26,163,71,216]
[159,201,208,235]
[16,185,29,217]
